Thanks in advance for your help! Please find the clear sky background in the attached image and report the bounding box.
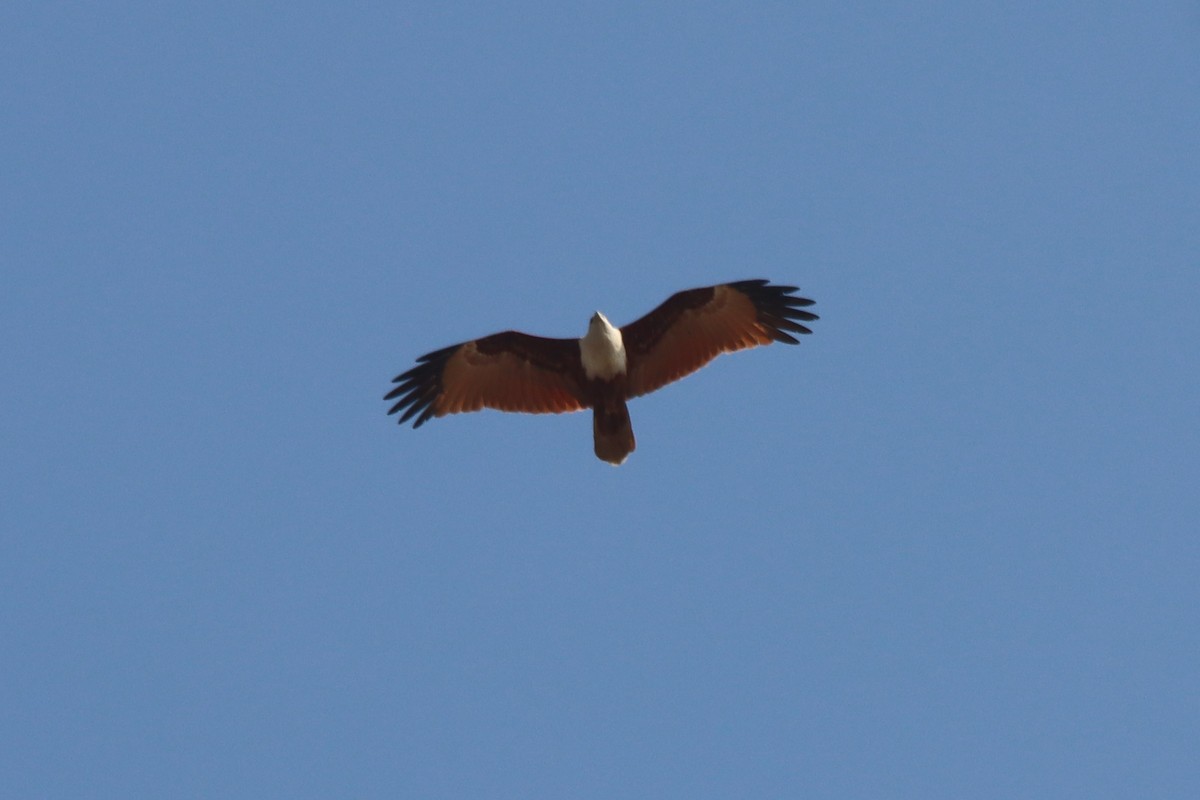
[3,3,1197,798]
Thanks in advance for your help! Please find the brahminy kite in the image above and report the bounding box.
[385,279,817,465]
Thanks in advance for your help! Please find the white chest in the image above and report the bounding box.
[580,319,627,380]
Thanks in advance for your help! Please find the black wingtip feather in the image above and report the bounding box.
[729,279,819,344]
[384,344,460,428]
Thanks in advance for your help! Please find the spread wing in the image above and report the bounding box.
[621,279,817,398]
[385,332,588,427]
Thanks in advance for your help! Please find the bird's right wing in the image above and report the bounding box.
[385,332,588,427]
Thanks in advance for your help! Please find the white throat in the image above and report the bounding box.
[579,311,627,380]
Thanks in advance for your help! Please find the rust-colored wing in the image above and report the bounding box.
[621,279,817,398]
[385,332,588,427]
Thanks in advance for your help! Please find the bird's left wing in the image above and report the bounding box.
[385,332,587,427]
[621,279,817,399]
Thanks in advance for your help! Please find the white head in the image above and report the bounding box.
[580,310,626,379]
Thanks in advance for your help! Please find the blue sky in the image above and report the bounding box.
[3,2,1198,797]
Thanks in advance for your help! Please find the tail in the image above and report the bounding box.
[593,399,636,466]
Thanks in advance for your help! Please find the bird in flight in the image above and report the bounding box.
[385,279,818,465]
